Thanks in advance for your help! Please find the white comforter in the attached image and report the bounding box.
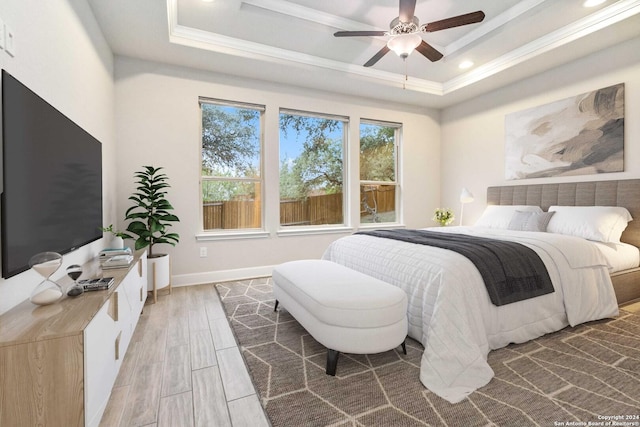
[322,226,619,403]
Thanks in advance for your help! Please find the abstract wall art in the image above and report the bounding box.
[505,83,624,180]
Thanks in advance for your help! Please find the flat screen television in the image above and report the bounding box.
[1,70,103,278]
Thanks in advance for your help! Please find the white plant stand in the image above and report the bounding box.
[148,253,172,303]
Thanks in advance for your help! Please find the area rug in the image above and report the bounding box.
[215,278,640,427]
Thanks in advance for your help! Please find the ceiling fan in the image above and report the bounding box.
[334,0,485,67]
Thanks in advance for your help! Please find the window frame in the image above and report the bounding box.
[276,108,351,235]
[197,97,267,239]
[358,118,402,227]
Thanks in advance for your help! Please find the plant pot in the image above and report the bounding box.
[147,253,171,292]
[111,236,125,249]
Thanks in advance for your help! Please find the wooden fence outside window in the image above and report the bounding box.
[202,185,395,230]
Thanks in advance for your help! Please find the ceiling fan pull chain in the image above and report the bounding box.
[403,59,408,90]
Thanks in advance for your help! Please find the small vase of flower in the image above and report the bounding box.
[100,224,127,249]
[433,208,455,226]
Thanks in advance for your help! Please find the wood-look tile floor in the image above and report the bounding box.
[99,284,270,427]
[622,298,640,313]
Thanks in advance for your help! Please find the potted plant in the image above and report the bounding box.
[100,224,127,249]
[123,166,180,298]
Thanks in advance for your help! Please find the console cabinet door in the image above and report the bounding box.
[120,256,146,349]
[84,291,122,427]
[136,253,148,310]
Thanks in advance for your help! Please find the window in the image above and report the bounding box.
[279,110,347,227]
[360,120,400,224]
[200,98,263,231]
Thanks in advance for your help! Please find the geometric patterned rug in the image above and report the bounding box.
[215,278,640,427]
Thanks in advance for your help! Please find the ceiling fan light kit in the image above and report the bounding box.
[334,0,485,68]
[387,33,422,58]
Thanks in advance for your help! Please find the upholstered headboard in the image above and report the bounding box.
[487,180,640,248]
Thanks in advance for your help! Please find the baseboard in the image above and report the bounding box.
[171,265,275,287]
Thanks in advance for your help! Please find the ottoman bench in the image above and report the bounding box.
[272,259,408,376]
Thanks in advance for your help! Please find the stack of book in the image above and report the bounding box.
[79,277,115,291]
[99,247,133,269]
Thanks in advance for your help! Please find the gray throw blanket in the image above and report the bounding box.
[357,229,554,306]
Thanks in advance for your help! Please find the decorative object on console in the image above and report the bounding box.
[123,166,180,302]
[99,248,134,272]
[100,224,127,249]
[100,255,134,270]
[459,187,474,225]
[28,252,64,305]
[65,264,84,297]
[505,83,624,180]
[78,277,115,291]
[433,208,454,226]
[99,247,132,258]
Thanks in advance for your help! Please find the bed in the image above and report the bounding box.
[486,180,640,305]
[322,179,640,404]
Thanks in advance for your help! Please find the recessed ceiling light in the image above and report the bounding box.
[583,0,606,7]
[459,60,474,69]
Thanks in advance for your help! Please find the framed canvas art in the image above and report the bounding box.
[505,83,624,180]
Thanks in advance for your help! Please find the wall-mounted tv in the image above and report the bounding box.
[1,70,103,278]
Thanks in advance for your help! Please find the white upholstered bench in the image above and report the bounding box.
[272,259,408,376]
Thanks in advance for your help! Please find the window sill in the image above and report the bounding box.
[357,223,406,231]
[196,230,270,241]
[277,225,354,237]
[195,224,404,241]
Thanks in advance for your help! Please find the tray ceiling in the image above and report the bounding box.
[87,0,640,108]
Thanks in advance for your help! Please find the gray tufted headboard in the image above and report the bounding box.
[487,179,640,248]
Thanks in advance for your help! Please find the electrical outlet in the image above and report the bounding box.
[4,23,15,57]
[199,247,207,258]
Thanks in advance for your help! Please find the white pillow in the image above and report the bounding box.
[475,205,543,229]
[547,206,633,243]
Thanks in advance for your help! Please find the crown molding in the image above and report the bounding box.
[444,0,640,94]
[167,0,640,98]
[168,23,444,94]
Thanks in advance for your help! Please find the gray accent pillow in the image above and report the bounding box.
[508,211,555,232]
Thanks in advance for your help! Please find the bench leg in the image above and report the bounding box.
[326,349,339,376]
[274,300,279,312]
[401,340,407,355]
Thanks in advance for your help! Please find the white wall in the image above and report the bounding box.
[114,57,440,285]
[441,36,640,225]
[0,0,115,314]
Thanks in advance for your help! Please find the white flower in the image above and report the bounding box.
[433,208,455,226]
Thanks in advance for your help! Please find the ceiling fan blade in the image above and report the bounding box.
[334,30,387,37]
[415,40,443,62]
[399,0,417,23]
[364,46,391,67]
[423,11,485,32]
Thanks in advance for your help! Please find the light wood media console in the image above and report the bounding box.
[0,250,148,426]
